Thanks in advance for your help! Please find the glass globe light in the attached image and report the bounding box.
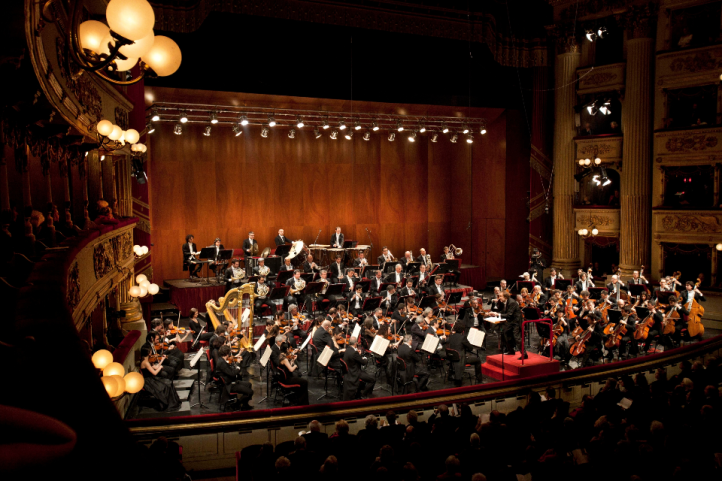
[108,125,123,140]
[140,246,149,254]
[103,362,125,377]
[101,376,119,396]
[114,56,138,71]
[119,31,155,58]
[91,349,113,370]
[592,228,599,236]
[578,159,585,166]
[141,36,182,77]
[109,375,126,397]
[139,280,151,290]
[578,229,584,236]
[139,286,148,297]
[716,243,722,251]
[148,283,160,295]
[584,158,591,166]
[124,129,140,144]
[106,0,155,41]
[133,244,141,254]
[124,372,145,393]
[129,285,141,297]
[140,144,147,153]
[136,274,147,284]
[582,229,589,236]
[594,157,602,165]
[97,120,114,136]
[79,20,110,53]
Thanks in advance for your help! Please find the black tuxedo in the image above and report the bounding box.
[417,254,433,269]
[182,242,201,276]
[344,276,360,298]
[679,290,705,304]
[428,283,445,298]
[330,233,345,248]
[254,282,270,312]
[279,263,294,272]
[385,271,405,286]
[397,343,428,391]
[606,282,628,300]
[543,276,559,291]
[447,332,482,382]
[330,262,345,279]
[303,261,320,274]
[275,235,290,246]
[225,266,245,292]
[342,348,374,400]
[370,277,384,294]
[499,299,523,354]
[409,322,426,348]
[377,254,394,265]
[381,291,398,311]
[399,286,418,300]
[574,279,594,293]
[348,291,366,316]
[401,257,416,271]
[313,328,342,370]
[215,358,253,402]
[242,238,257,256]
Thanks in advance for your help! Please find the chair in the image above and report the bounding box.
[393,357,415,395]
[445,348,473,385]
[205,353,223,403]
[273,366,300,406]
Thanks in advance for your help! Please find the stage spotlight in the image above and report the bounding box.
[203,125,212,136]
[600,166,611,186]
[289,128,296,139]
[396,120,404,132]
[462,124,469,134]
[296,116,304,128]
[232,124,242,136]
[363,130,371,141]
[322,119,330,129]
[388,132,396,141]
[586,30,596,41]
[592,174,601,186]
[151,108,159,122]
[419,122,426,133]
[344,130,353,140]
[146,122,155,134]
[450,133,458,143]
[240,114,249,126]
[408,131,416,142]
[261,125,269,138]
[314,128,322,139]
[587,101,599,115]
[100,155,105,161]
[354,120,362,130]
[210,111,218,124]
[442,123,449,133]
[174,123,182,135]
[597,26,607,39]
[431,132,439,142]
[131,158,147,184]
[268,116,276,127]
[330,129,339,140]
[372,121,379,131]
[179,111,188,123]
[339,119,346,130]
[480,122,487,135]
[466,133,473,144]
[599,99,612,115]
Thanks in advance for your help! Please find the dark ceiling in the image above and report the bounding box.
[145,1,552,111]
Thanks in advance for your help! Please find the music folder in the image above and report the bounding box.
[317,345,334,367]
[370,336,390,356]
[467,328,485,348]
[351,323,361,340]
[260,345,272,367]
[421,333,439,354]
[253,334,267,352]
[269,285,290,301]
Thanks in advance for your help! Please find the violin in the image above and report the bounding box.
[154,342,169,351]
[149,354,164,364]
[168,326,187,335]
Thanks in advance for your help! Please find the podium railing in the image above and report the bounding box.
[521,318,554,364]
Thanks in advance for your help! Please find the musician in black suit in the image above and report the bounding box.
[409,317,427,348]
[303,254,321,274]
[381,285,398,313]
[377,246,394,266]
[284,270,305,308]
[207,238,225,277]
[225,259,246,293]
[428,275,445,298]
[312,320,344,370]
[447,323,482,385]
[348,285,366,317]
[417,264,431,290]
[543,268,560,292]
[342,337,375,400]
[370,270,384,294]
[353,251,369,269]
[497,292,524,358]
[182,234,202,278]
[275,229,290,247]
[385,264,405,286]
[397,336,429,392]
[679,281,706,304]
[329,255,345,280]
[606,275,628,301]
[330,226,345,248]
[401,251,416,270]
[574,271,595,293]
[462,298,486,345]
[279,258,294,272]
[242,231,257,256]
[417,248,433,270]
[216,345,253,410]
[399,279,419,302]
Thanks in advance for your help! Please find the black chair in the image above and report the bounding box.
[273,366,300,406]
[445,348,473,385]
[393,357,415,395]
[205,354,223,403]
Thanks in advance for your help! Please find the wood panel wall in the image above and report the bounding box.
[147,90,528,285]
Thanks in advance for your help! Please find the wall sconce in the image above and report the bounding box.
[130,273,159,298]
[91,349,144,399]
[577,212,599,238]
[133,244,149,257]
[42,0,182,85]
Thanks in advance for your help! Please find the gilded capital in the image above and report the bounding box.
[617,4,658,40]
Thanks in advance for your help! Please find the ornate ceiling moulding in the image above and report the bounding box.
[149,0,547,68]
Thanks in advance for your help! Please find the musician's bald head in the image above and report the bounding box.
[322,320,332,330]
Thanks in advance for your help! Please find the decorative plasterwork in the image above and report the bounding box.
[574,208,620,234]
[657,45,722,88]
[653,210,722,242]
[66,261,80,312]
[577,63,626,95]
[575,135,623,163]
[654,127,722,163]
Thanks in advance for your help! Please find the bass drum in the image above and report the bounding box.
[287,240,308,267]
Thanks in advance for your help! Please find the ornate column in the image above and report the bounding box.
[619,7,656,277]
[552,36,581,275]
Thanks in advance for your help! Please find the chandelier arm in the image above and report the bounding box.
[91,66,148,86]
[67,0,130,73]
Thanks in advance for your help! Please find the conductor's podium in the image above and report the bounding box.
[481,352,560,381]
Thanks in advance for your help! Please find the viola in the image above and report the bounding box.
[149,354,164,363]
[436,327,451,336]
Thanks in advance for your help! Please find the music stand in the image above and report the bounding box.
[277,270,294,285]
[555,279,571,291]
[628,284,646,298]
[275,244,292,258]
[384,263,399,274]
[446,291,464,320]
[379,282,395,293]
[588,287,608,300]
[456,307,469,325]
[362,296,381,314]
[419,295,438,310]
[189,348,208,409]
[516,281,534,294]
[343,240,355,248]
[635,306,650,320]
[269,285,290,313]
[264,255,282,275]
[405,261,420,274]
[397,294,414,307]
[357,279,371,293]
[435,263,450,274]
[607,309,622,326]
[361,264,378,278]
[300,273,314,283]
[301,282,325,313]
[198,247,218,284]
[656,291,674,305]
[406,275,419,288]
[325,283,345,304]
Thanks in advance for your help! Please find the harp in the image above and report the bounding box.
[205,282,258,349]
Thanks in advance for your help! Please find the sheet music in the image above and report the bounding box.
[189,348,205,368]
[317,345,334,367]
[617,398,633,410]
[259,345,272,367]
[369,336,390,356]
[421,334,439,354]
[241,308,251,327]
[299,331,313,351]
[484,317,505,324]
[253,334,266,352]
[467,328,486,347]
[351,323,361,340]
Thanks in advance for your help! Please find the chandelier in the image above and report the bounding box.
[42,0,181,85]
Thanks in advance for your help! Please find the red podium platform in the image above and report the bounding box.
[481,352,560,381]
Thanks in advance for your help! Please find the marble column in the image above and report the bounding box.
[619,32,654,277]
[552,41,581,276]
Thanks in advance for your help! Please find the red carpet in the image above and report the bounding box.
[482,352,560,380]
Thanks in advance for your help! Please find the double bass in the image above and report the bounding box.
[685,279,705,337]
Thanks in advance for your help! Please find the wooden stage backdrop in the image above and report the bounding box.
[146,88,530,286]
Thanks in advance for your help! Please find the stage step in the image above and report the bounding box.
[482,352,560,381]
[176,389,191,401]
[173,379,194,390]
[133,401,191,419]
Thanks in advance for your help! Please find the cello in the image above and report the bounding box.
[569,317,597,357]
[685,279,705,337]
[661,299,681,335]
[633,309,656,341]
[603,315,629,349]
